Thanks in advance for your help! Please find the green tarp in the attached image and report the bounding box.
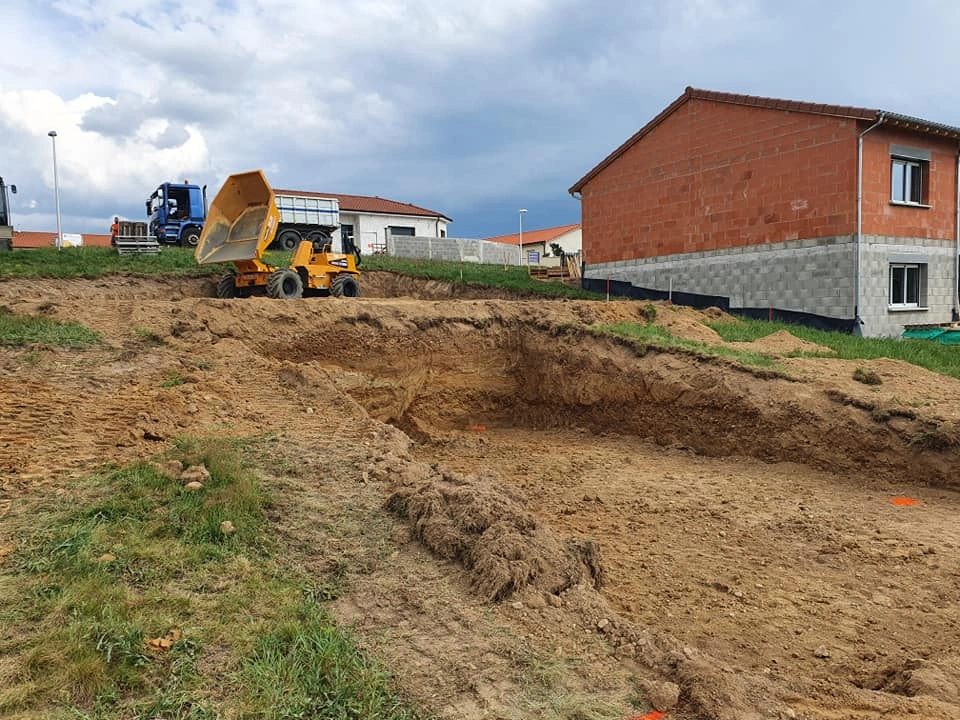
[902,328,960,345]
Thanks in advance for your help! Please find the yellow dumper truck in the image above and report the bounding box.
[194,170,361,299]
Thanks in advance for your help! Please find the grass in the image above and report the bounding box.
[0,246,221,278]
[361,254,600,299]
[597,321,779,369]
[0,437,420,719]
[0,305,101,348]
[707,315,960,379]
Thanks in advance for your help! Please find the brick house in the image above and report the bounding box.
[569,87,960,337]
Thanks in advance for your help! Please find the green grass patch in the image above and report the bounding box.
[0,246,222,278]
[0,305,101,348]
[0,438,419,719]
[707,315,960,379]
[238,603,418,720]
[596,321,778,368]
[362,254,600,299]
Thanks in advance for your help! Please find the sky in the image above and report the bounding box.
[3,0,960,240]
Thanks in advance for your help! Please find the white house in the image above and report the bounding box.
[484,223,582,265]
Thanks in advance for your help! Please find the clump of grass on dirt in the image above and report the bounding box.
[853,367,883,385]
[707,316,960,379]
[596,321,778,369]
[0,437,419,719]
[0,246,223,278]
[0,305,101,348]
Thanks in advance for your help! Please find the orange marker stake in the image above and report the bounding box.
[624,712,667,720]
[470,425,487,431]
[890,497,922,507]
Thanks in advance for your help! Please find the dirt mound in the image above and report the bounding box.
[384,467,603,601]
[741,329,834,356]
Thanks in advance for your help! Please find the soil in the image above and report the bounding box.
[3,272,960,720]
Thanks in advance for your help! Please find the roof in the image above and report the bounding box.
[569,86,960,194]
[274,188,451,222]
[12,231,112,249]
[484,223,580,248]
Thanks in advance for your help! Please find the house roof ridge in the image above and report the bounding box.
[569,87,960,194]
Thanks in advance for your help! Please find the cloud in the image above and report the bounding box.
[4,0,960,237]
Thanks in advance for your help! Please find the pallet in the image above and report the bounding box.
[115,235,161,255]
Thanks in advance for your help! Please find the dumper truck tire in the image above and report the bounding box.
[216,271,238,299]
[278,230,301,251]
[182,226,202,248]
[267,268,304,299]
[330,274,361,298]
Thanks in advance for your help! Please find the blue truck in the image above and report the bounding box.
[145,181,207,247]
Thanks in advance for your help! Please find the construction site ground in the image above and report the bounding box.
[2,272,960,720]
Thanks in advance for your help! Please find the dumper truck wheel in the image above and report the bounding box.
[267,268,303,299]
[182,226,202,248]
[216,271,238,299]
[330,274,361,298]
[278,230,301,251]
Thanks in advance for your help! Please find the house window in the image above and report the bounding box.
[889,263,926,308]
[387,226,416,236]
[890,145,931,206]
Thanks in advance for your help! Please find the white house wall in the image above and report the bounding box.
[334,212,448,253]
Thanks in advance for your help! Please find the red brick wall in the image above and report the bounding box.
[580,98,860,264]
[861,127,958,240]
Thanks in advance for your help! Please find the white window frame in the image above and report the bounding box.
[890,154,930,207]
[889,262,925,309]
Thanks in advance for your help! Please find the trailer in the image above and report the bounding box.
[273,193,340,250]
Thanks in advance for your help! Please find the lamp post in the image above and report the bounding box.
[518,208,527,265]
[48,130,63,251]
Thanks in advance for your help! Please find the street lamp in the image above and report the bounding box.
[48,130,63,251]
[518,208,527,265]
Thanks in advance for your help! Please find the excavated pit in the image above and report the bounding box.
[4,276,960,720]
[257,314,957,485]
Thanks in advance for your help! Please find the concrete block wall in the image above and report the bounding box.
[387,236,521,266]
[859,236,956,337]
[586,235,856,318]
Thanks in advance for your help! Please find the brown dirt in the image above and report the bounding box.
[2,274,960,719]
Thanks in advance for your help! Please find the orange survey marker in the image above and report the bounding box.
[890,496,923,507]
[624,712,667,720]
[469,425,487,431]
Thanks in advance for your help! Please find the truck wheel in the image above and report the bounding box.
[330,274,360,298]
[278,230,301,250]
[266,268,303,299]
[216,271,238,299]
[182,226,202,247]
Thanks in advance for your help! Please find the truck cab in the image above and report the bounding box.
[0,177,14,250]
[146,182,206,247]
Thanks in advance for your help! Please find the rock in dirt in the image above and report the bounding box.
[180,465,211,484]
[813,646,831,659]
[184,481,204,492]
[638,679,681,711]
[220,520,236,535]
